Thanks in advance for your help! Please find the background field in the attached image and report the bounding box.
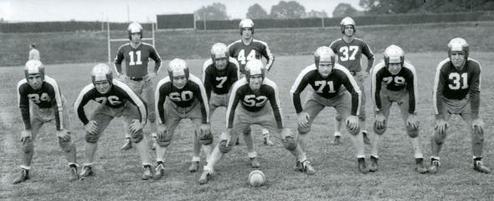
[1,50,494,200]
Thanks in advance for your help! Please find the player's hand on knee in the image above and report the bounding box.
[129,119,143,134]
[406,114,419,129]
[85,120,98,135]
[157,124,168,139]
[375,113,386,129]
[297,112,310,128]
[200,124,211,134]
[20,130,32,142]
[434,119,448,133]
[56,129,71,141]
[345,115,359,131]
[472,118,484,134]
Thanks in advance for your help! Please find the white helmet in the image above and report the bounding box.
[91,63,113,85]
[314,46,336,68]
[340,16,356,34]
[245,59,265,81]
[239,18,255,34]
[210,43,228,60]
[127,22,143,39]
[448,37,469,59]
[384,45,405,65]
[167,58,189,79]
[24,60,45,80]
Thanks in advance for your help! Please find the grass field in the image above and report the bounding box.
[1,52,494,201]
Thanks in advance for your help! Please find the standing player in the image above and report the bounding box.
[28,43,40,61]
[14,60,78,184]
[198,60,301,184]
[429,37,490,174]
[228,18,274,146]
[74,63,153,180]
[329,16,374,145]
[114,22,162,150]
[290,47,367,174]
[153,58,213,179]
[369,45,427,173]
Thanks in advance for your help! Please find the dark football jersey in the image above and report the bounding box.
[202,57,240,99]
[371,61,417,114]
[155,74,209,124]
[226,78,283,129]
[329,38,374,72]
[17,76,65,130]
[74,79,147,125]
[433,58,481,117]
[290,64,361,115]
[228,39,274,73]
[114,42,162,78]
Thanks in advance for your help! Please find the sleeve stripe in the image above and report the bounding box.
[155,77,170,124]
[225,78,246,128]
[17,79,27,107]
[190,75,210,123]
[469,58,482,90]
[114,80,147,124]
[370,62,385,110]
[229,57,240,78]
[264,78,283,125]
[202,59,213,82]
[74,84,94,120]
[45,76,64,129]
[254,39,274,70]
[290,65,316,95]
[335,64,362,115]
[404,62,418,109]
[433,59,449,114]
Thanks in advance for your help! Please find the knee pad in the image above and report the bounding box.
[219,140,232,153]
[85,132,99,143]
[22,140,34,153]
[297,125,311,135]
[131,131,144,143]
[406,125,419,138]
[282,136,297,151]
[373,121,387,135]
[199,130,213,145]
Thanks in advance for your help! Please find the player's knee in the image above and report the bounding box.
[199,130,213,145]
[58,138,73,152]
[373,121,386,135]
[22,140,34,153]
[243,127,251,136]
[473,129,485,145]
[157,133,172,147]
[85,132,99,143]
[282,136,297,151]
[407,127,419,138]
[297,125,311,135]
[148,112,156,123]
[219,140,232,153]
[131,131,144,143]
[433,130,446,145]
[359,113,366,121]
[346,125,360,136]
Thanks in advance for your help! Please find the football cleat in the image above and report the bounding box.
[369,156,378,172]
[235,137,240,145]
[120,138,132,151]
[357,158,369,174]
[415,158,428,174]
[302,160,316,175]
[263,137,274,146]
[153,162,165,180]
[79,165,95,180]
[142,165,153,180]
[69,165,79,181]
[189,161,199,173]
[473,160,491,174]
[198,170,212,185]
[250,157,261,168]
[13,168,30,184]
[428,159,440,174]
[362,130,371,145]
[332,136,341,145]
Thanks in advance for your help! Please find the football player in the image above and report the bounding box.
[429,37,490,174]
[228,18,274,146]
[14,60,78,184]
[329,16,374,145]
[198,59,301,184]
[153,58,212,179]
[114,22,162,151]
[369,45,427,173]
[290,46,367,174]
[74,63,153,180]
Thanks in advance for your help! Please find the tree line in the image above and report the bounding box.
[195,0,494,20]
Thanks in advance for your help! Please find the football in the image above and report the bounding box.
[248,170,266,187]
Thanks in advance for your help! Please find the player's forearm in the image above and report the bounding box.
[292,93,303,114]
[351,92,360,116]
[366,58,375,72]
[20,107,32,130]
[470,90,480,119]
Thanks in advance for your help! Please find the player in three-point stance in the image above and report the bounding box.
[74,63,153,180]
[198,59,302,184]
[14,60,78,184]
[114,22,162,151]
[429,37,490,174]
[290,46,368,174]
[153,58,213,179]
[329,16,374,145]
[368,45,427,173]
[228,18,274,146]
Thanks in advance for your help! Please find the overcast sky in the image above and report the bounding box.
[0,0,362,22]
